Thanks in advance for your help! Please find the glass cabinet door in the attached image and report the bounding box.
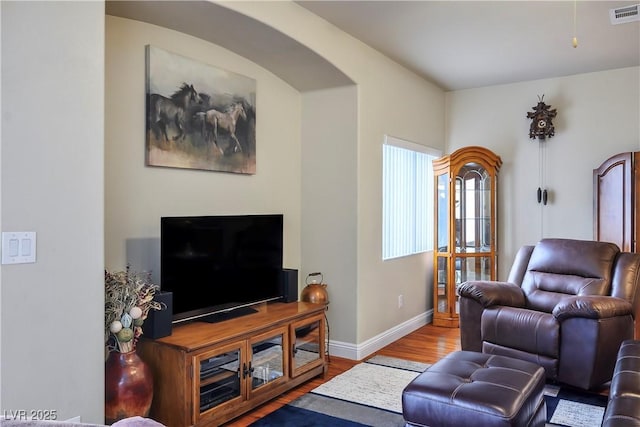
[435,172,451,316]
[455,162,491,253]
[290,313,326,378]
[453,162,494,314]
[195,342,243,417]
[436,256,449,314]
[249,327,288,394]
[436,173,450,253]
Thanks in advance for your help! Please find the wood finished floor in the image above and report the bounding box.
[226,323,461,426]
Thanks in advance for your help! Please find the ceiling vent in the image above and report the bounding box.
[610,4,640,25]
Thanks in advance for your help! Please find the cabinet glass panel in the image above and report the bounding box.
[293,320,321,371]
[436,173,449,252]
[198,350,241,413]
[251,333,285,390]
[436,256,449,313]
[456,256,492,285]
[455,163,491,253]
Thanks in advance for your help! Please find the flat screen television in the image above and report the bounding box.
[160,214,284,323]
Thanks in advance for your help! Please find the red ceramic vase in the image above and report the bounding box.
[105,350,153,424]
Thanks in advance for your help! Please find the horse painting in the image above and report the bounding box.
[197,102,247,154]
[148,83,201,142]
[145,45,256,174]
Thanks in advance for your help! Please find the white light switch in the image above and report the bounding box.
[2,231,36,264]
[21,238,31,256]
[8,239,19,256]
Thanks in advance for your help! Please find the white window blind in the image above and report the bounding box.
[383,136,440,260]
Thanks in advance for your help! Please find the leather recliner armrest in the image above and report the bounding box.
[553,296,633,321]
[458,281,526,308]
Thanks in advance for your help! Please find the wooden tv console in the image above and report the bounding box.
[138,302,328,427]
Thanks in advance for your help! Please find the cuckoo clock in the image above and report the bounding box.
[527,95,557,140]
[526,95,558,206]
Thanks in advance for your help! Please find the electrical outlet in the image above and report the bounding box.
[398,294,404,308]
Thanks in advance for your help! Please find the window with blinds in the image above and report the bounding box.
[382,136,440,260]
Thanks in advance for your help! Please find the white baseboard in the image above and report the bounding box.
[327,310,433,360]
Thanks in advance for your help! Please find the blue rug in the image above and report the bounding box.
[248,403,370,427]
[249,393,406,427]
[250,357,608,427]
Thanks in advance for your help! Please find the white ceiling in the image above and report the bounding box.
[297,1,640,90]
[106,1,639,92]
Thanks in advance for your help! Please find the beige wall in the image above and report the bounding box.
[105,16,303,278]
[447,66,640,279]
[106,2,446,358]
[223,2,446,352]
[301,86,358,347]
[1,1,105,422]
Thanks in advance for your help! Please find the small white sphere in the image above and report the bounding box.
[110,320,123,333]
[129,306,143,319]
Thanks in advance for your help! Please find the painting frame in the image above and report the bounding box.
[145,45,256,174]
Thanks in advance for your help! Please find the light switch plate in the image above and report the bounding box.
[2,231,36,264]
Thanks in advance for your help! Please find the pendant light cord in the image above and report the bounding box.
[572,0,578,48]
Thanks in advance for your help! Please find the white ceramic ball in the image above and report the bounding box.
[110,320,123,333]
[129,306,143,319]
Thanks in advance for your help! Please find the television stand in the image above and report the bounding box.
[200,306,258,323]
[138,302,328,427]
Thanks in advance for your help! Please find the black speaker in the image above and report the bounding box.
[144,291,173,339]
[281,269,298,303]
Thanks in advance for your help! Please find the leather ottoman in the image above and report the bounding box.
[402,351,546,427]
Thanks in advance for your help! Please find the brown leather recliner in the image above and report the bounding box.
[458,238,640,390]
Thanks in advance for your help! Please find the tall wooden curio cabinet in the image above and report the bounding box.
[433,146,502,327]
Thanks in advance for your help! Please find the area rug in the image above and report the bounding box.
[249,356,608,427]
[544,384,608,427]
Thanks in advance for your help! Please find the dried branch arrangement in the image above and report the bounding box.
[105,266,163,354]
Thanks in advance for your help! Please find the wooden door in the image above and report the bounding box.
[593,152,638,252]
